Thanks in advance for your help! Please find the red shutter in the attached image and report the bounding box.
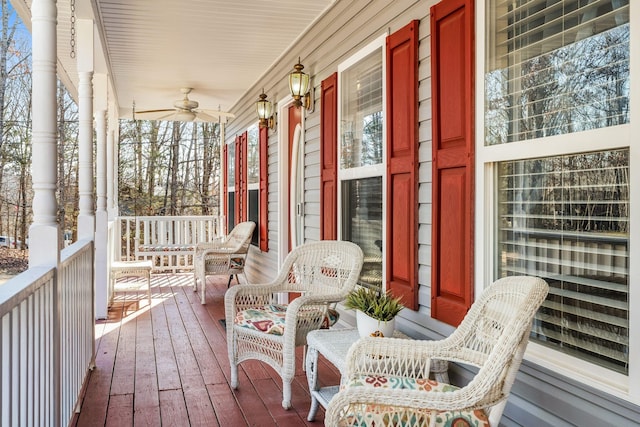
[259,126,269,251]
[320,73,338,240]
[223,143,228,231]
[430,0,475,326]
[240,131,248,222]
[234,135,241,225]
[386,21,419,311]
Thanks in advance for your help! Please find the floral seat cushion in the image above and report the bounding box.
[234,303,339,335]
[339,376,490,427]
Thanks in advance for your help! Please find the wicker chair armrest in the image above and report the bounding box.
[288,292,346,308]
[225,282,280,300]
[195,237,226,251]
[194,240,230,259]
[224,282,278,316]
[277,293,345,349]
[200,248,237,259]
[344,336,463,379]
[281,293,346,326]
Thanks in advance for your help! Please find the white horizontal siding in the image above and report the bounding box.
[226,0,640,424]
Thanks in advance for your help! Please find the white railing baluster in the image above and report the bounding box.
[0,268,55,426]
[0,240,94,426]
[60,240,95,424]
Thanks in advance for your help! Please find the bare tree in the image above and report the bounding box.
[168,121,181,215]
[117,118,221,217]
[0,0,27,236]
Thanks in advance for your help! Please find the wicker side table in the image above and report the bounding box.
[305,328,449,421]
[110,260,153,306]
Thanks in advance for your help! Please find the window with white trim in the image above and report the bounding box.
[486,0,630,145]
[227,142,236,231]
[485,0,630,378]
[339,37,385,289]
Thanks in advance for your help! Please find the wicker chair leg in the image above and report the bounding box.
[200,278,206,305]
[230,363,238,389]
[282,380,292,410]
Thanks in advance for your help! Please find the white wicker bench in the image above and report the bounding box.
[109,260,153,306]
[135,243,197,272]
[132,216,223,272]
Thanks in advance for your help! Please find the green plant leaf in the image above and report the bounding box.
[344,286,404,321]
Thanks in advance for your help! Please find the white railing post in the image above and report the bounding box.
[29,0,60,268]
[77,19,95,240]
[29,1,61,424]
[95,72,108,319]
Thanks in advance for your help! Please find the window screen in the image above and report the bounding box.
[247,125,259,185]
[342,177,383,288]
[248,189,259,246]
[341,48,383,168]
[497,149,629,374]
[485,0,630,145]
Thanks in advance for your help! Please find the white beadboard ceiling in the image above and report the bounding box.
[13,0,334,118]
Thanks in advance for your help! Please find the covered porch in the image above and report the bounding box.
[3,0,639,425]
[4,0,340,425]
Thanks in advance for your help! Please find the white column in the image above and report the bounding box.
[96,110,107,215]
[107,105,120,219]
[77,19,95,239]
[77,70,94,239]
[106,128,115,219]
[95,106,108,319]
[29,0,60,267]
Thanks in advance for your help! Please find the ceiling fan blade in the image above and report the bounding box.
[133,89,236,123]
[134,109,179,121]
[135,108,174,114]
[195,110,236,122]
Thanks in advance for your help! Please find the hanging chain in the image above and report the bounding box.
[70,0,76,58]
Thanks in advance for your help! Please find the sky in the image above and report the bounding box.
[4,1,31,43]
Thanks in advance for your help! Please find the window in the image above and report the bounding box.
[484,0,631,382]
[227,141,236,231]
[341,50,383,168]
[486,0,629,145]
[342,177,383,288]
[339,37,385,289]
[226,126,260,245]
[498,150,629,374]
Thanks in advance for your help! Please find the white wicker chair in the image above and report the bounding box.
[193,221,255,304]
[325,276,549,427]
[225,240,364,409]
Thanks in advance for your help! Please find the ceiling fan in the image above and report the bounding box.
[134,88,235,122]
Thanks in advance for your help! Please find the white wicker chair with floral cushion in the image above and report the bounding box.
[225,240,364,409]
[325,276,549,427]
[193,221,255,304]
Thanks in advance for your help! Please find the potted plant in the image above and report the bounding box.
[344,286,405,338]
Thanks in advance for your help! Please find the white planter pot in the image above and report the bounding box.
[356,310,395,338]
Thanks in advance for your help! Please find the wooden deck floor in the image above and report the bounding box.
[72,273,341,426]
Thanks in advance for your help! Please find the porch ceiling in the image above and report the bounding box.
[13,0,334,119]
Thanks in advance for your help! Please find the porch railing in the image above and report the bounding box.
[0,239,95,427]
[114,215,223,272]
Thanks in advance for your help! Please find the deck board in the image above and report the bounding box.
[158,389,190,427]
[72,273,337,426]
